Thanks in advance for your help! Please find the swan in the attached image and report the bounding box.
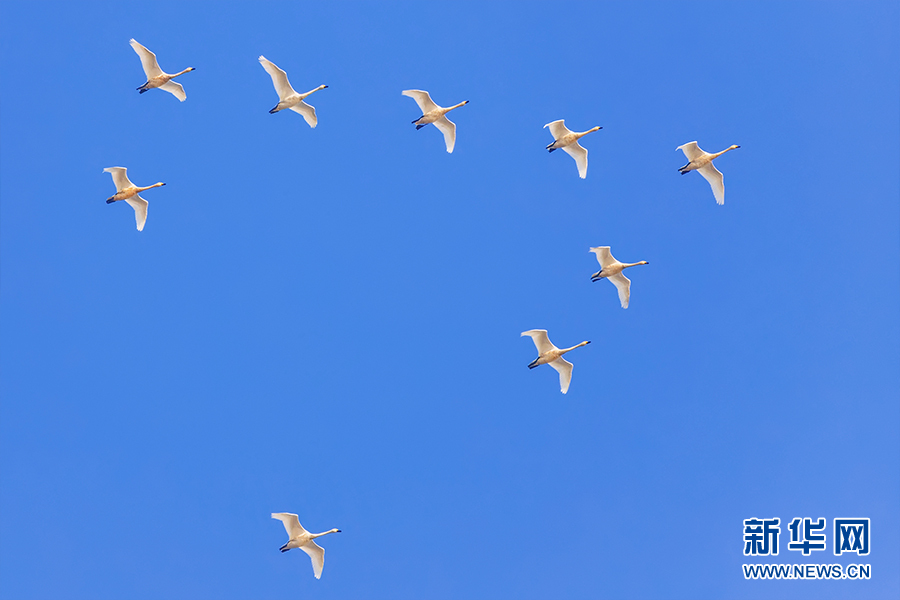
[271,513,341,579]
[129,39,195,102]
[521,330,590,394]
[676,142,740,205]
[103,167,165,231]
[544,120,602,179]
[589,246,649,309]
[401,89,468,153]
[259,56,327,128]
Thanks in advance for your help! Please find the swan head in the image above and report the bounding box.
[187,67,196,72]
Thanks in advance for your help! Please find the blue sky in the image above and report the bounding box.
[1,2,898,598]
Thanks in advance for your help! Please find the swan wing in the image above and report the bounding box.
[159,80,186,102]
[124,195,148,232]
[433,115,456,153]
[589,246,617,268]
[103,167,134,191]
[272,512,307,538]
[521,329,556,354]
[259,56,297,100]
[289,100,317,128]
[607,272,631,309]
[697,162,725,205]
[544,119,573,140]
[548,357,574,394]
[676,141,705,162]
[130,39,163,79]
[561,141,588,179]
[300,540,325,579]
[401,89,439,114]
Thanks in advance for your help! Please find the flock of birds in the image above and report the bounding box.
[103,38,741,579]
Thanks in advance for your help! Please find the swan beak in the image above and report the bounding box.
[337,530,342,533]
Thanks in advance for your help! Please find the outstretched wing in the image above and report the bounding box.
[548,357,574,394]
[544,119,574,140]
[433,115,456,153]
[159,80,186,102]
[272,512,306,538]
[401,89,439,114]
[607,273,632,309]
[124,195,148,231]
[103,167,134,192]
[300,541,325,579]
[676,141,705,162]
[130,39,163,79]
[697,163,725,205]
[589,246,617,269]
[561,141,588,178]
[259,56,296,100]
[289,100,318,128]
[521,329,556,354]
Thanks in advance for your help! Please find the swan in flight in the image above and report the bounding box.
[401,89,468,153]
[103,167,165,231]
[521,330,590,394]
[129,39,195,101]
[544,120,602,179]
[589,246,649,309]
[272,513,341,579]
[676,142,740,205]
[259,56,327,128]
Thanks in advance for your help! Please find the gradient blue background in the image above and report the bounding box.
[1,2,898,598]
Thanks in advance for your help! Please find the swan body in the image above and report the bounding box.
[589,246,649,309]
[129,39,195,102]
[272,513,341,579]
[103,167,165,231]
[544,120,602,179]
[259,56,327,128]
[676,142,740,205]
[521,329,590,394]
[402,89,468,153]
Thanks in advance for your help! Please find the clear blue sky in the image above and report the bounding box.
[1,2,898,599]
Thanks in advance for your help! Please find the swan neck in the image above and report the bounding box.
[560,341,590,353]
[311,528,340,539]
[712,145,738,159]
[173,68,193,78]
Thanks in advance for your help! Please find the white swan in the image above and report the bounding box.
[259,56,327,128]
[401,90,468,153]
[589,247,649,309]
[103,167,165,231]
[676,142,740,205]
[544,120,602,179]
[272,513,341,579]
[521,330,590,394]
[129,39,195,102]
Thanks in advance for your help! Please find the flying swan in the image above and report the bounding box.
[402,89,468,153]
[521,330,590,394]
[589,246,649,309]
[272,513,341,579]
[103,167,165,231]
[676,141,740,205]
[129,39,195,101]
[544,120,602,179]
[259,56,327,128]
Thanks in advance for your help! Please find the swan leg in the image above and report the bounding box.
[269,106,280,114]
[678,164,691,174]
[415,124,425,130]
[279,543,290,552]
[591,270,603,281]
[528,358,540,369]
